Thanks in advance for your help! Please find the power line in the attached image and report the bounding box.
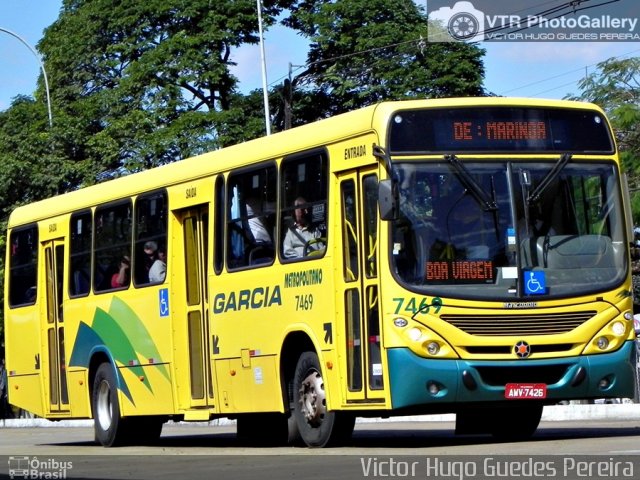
[501,48,640,97]
[268,0,637,100]
[273,0,605,84]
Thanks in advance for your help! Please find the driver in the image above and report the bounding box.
[283,197,324,258]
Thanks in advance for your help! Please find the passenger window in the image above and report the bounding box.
[363,174,379,278]
[226,165,276,269]
[94,201,132,292]
[280,152,328,261]
[134,191,168,285]
[214,175,225,274]
[341,180,358,282]
[69,211,92,296]
[8,226,38,306]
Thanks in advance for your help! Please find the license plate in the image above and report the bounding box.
[505,383,547,399]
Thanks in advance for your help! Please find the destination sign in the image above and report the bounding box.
[426,260,494,283]
[389,106,614,154]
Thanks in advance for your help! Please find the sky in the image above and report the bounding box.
[0,1,638,113]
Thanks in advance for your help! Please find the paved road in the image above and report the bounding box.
[1,419,640,479]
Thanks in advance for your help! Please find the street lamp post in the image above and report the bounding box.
[256,0,271,136]
[0,27,53,127]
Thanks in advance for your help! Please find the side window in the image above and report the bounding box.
[134,191,168,285]
[226,165,276,269]
[94,201,132,292]
[341,180,359,282]
[214,175,225,274]
[363,174,379,278]
[8,226,38,307]
[69,211,92,297]
[280,152,328,260]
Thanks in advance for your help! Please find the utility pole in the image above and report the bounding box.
[284,63,293,130]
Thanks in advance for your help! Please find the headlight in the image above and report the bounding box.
[596,336,610,350]
[407,327,422,342]
[612,321,626,336]
[426,341,440,355]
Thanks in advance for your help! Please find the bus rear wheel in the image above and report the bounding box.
[292,352,354,447]
[93,363,129,447]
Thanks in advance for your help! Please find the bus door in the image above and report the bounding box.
[43,239,69,413]
[337,168,384,403]
[176,206,214,408]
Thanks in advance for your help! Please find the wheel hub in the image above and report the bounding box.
[298,370,326,426]
[96,380,113,432]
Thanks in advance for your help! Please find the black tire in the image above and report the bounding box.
[92,363,129,447]
[236,412,299,446]
[292,352,354,447]
[490,404,543,441]
[456,403,543,440]
[128,416,165,445]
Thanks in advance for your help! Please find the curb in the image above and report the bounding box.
[1,404,639,428]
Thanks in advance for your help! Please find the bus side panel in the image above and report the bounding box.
[65,292,176,417]
[66,369,90,417]
[215,356,282,413]
[118,363,174,417]
[5,306,45,417]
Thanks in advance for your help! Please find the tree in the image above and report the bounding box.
[568,57,640,222]
[37,0,290,180]
[280,0,485,124]
[0,97,82,213]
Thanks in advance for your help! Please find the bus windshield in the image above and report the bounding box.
[390,159,627,300]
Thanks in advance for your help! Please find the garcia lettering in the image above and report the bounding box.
[213,285,282,313]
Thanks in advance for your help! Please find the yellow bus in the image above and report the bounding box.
[4,97,637,447]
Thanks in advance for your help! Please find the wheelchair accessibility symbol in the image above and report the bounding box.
[159,288,169,317]
[524,271,546,295]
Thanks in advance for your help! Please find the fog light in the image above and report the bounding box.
[408,327,422,342]
[426,341,440,355]
[596,336,609,350]
[612,321,626,336]
[624,311,633,321]
[427,381,440,395]
[598,377,611,389]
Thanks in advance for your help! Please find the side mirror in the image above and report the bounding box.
[378,179,398,221]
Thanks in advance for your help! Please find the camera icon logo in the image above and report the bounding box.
[429,1,485,42]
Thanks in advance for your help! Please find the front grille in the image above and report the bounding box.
[476,365,569,386]
[440,311,596,336]
[465,343,574,355]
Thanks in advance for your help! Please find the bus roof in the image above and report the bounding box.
[7,97,604,228]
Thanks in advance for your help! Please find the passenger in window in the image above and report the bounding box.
[111,256,130,288]
[142,241,159,281]
[149,247,167,283]
[283,197,324,258]
[246,198,271,245]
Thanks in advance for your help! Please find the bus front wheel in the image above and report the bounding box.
[93,363,128,447]
[292,351,354,447]
[490,404,543,440]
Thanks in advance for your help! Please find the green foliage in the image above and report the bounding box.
[568,57,640,223]
[282,0,485,120]
[36,0,289,177]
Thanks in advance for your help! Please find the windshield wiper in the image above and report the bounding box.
[527,153,572,205]
[445,154,497,211]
